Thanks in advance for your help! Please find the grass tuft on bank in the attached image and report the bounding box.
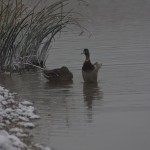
[0,0,84,72]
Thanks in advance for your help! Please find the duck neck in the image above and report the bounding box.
[85,54,90,61]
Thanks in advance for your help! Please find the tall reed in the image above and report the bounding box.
[0,0,84,72]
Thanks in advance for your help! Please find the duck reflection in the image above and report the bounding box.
[44,80,73,89]
[83,82,103,109]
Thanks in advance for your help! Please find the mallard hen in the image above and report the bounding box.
[82,48,102,82]
[43,66,73,81]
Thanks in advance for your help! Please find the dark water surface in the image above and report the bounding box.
[1,0,150,150]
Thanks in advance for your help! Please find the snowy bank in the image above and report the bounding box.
[0,85,51,150]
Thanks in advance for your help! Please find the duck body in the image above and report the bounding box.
[82,49,102,82]
[43,66,73,81]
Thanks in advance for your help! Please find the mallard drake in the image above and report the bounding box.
[43,66,73,81]
[82,48,102,82]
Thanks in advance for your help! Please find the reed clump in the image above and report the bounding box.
[0,0,84,72]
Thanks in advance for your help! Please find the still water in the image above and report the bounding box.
[1,0,150,150]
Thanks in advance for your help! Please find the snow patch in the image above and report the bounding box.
[34,143,52,150]
[9,127,23,133]
[21,100,33,106]
[18,122,35,128]
[0,130,27,150]
[0,95,5,101]
[0,85,51,150]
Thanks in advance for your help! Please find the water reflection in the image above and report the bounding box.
[83,82,103,124]
[44,80,73,89]
[83,82,103,109]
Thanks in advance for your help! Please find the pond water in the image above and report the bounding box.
[1,0,150,150]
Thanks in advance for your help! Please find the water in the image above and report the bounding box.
[1,0,150,150]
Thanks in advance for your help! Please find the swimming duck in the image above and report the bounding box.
[43,66,73,81]
[82,48,102,82]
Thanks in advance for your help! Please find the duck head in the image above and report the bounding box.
[82,48,90,60]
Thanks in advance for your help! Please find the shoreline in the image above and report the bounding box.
[0,85,51,150]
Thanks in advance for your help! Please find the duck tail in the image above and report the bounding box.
[94,62,102,70]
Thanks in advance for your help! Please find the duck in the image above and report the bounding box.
[43,66,73,81]
[82,48,102,82]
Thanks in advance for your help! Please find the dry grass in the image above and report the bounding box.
[0,0,85,72]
